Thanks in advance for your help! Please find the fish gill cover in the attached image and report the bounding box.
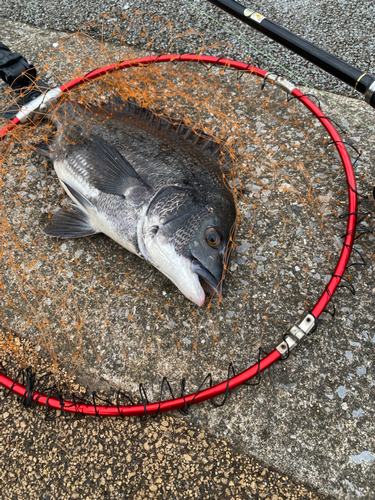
[0,11,371,409]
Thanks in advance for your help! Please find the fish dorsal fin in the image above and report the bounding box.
[43,206,99,239]
[86,95,232,173]
[100,95,232,169]
[83,135,150,196]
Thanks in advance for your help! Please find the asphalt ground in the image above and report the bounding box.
[0,352,332,500]
[0,4,375,500]
[0,0,374,99]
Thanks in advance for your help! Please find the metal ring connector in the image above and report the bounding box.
[365,81,375,105]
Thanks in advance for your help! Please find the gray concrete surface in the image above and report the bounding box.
[0,5,375,500]
[189,89,375,499]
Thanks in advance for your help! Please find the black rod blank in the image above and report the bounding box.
[206,0,375,108]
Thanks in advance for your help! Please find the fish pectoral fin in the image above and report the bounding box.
[43,207,99,239]
[86,136,150,196]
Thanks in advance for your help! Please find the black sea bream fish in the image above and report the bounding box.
[34,98,236,306]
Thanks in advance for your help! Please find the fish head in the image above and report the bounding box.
[141,185,236,306]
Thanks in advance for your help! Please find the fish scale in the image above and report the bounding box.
[34,98,236,306]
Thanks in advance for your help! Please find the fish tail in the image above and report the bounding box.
[31,101,81,157]
[49,100,79,131]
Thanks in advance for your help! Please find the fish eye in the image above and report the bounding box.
[205,228,221,247]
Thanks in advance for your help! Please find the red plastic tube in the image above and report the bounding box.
[0,56,357,416]
[0,350,280,416]
[59,54,267,92]
[0,116,20,140]
[292,90,358,318]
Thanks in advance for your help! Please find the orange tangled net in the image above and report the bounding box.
[0,11,369,402]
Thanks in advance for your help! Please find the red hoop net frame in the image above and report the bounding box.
[0,55,357,416]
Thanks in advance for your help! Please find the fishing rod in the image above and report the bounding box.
[206,0,375,109]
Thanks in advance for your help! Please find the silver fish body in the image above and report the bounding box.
[35,99,237,306]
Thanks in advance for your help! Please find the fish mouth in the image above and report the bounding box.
[191,259,223,299]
